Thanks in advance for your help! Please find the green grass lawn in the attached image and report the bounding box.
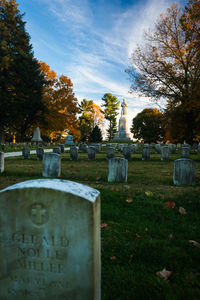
[1,150,200,299]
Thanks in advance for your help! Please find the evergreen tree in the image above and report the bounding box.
[101,93,119,141]
[0,0,46,142]
[89,125,103,143]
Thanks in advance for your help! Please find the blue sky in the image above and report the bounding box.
[17,0,187,134]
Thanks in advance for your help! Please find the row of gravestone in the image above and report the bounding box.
[0,151,196,186]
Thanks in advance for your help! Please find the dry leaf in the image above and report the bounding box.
[145,191,153,196]
[164,201,176,209]
[168,233,174,239]
[189,240,200,249]
[128,254,133,264]
[96,176,101,181]
[110,256,117,260]
[136,233,143,238]
[126,198,133,203]
[101,223,108,228]
[179,207,187,215]
[156,268,172,280]
[124,185,130,190]
[125,229,129,232]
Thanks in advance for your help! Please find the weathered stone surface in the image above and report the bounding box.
[64,135,74,146]
[122,146,131,160]
[106,146,115,159]
[53,147,61,155]
[155,144,161,154]
[88,146,96,160]
[161,146,169,161]
[42,153,61,177]
[79,143,88,153]
[59,144,65,153]
[36,147,44,161]
[108,157,128,182]
[0,179,101,300]
[142,145,150,160]
[22,147,30,159]
[173,158,195,185]
[130,144,136,154]
[0,152,4,173]
[70,146,78,160]
[31,127,42,142]
[168,144,176,154]
[181,146,190,158]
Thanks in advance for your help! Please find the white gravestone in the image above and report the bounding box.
[0,179,101,300]
[173,158,195,185]
[0,152,4,173]
[108,157,128,182]
[43,153,61,177]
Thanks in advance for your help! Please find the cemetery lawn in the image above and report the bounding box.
[1,151,200,299]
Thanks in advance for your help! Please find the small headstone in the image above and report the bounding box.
[0,152,4,173]
[70,146,78,160]
[106,146,115,159]
[36,147,44,161]
[108,157,128,182]
[59,144,65,153]
[0,179,101,300]
[161,146,169,161]
[88,146,96,160]
[155,144,161,154]
[42,153,61,177]
[122,146,131,160]
[197,144,200,155]
[181,146,190,158]
[53,147,61,155]
[173,158,195,185]
[79,143,88,153]
[64,135,74,146]
[22,147,30,159]
[130,144,136,154]
[168,144,176,154]
[142,145,150,160]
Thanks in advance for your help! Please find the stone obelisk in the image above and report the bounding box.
[113,99,131,141]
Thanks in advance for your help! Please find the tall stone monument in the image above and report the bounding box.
[31,127,42,142]
[113,99,131,141]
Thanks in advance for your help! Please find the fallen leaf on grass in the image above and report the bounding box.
[70,164,74,168]
[164,201,175,209]
[111,187,119,192]
[145,191,153,197]
[101,223,108,228]
[126,198,133,203]
[189,240,200,249]
[136,233,143,238]
[125,229,129,232]
[110,256,117,260]
[128,254,133,264]
[179,207,187,215]
[123,185,130,190]
[96,176,101,181]
[168,233,174,239]
[156,268,172,280]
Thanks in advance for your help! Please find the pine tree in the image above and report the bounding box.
[0,0,46,142]
[101,93,119,141]
[89,125,103,142]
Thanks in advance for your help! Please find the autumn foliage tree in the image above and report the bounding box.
[39,62,79,141]
[127,2,200,143]
[78,99,104,142]
[131,108,164,143]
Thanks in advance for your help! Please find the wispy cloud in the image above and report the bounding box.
[29,0,185,121]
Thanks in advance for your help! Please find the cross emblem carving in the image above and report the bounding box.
[30,203,48,225]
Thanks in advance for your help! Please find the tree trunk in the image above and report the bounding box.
[0,128,5,144]
[185,112,193,144]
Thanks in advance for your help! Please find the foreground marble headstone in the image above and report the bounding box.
[108,157,128,182]
[0,179,101,300]
[0,151,4,173]
[42,153,61,177]
[173,158,195,185]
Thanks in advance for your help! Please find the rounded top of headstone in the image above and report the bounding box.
[0,179,100,203]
